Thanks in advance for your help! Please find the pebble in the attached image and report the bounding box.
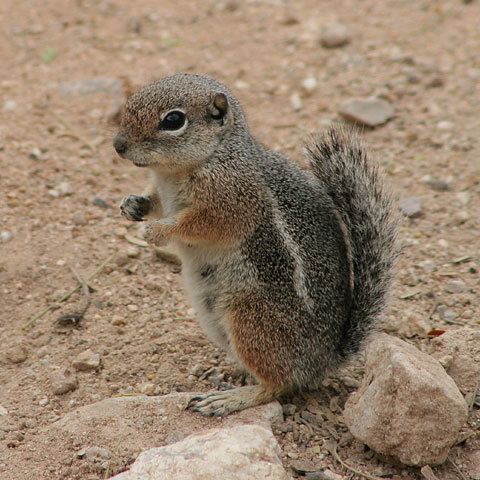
[39,397,49,407]
[445,279,466,294]
[189,364,205,377]
[3,99,17,111]
[56,181,74,196]
[126,246,140,258]
[438,305,457,323]
[438,239,449,248]
[29,147,47,161]
[72,350,101,371]
[399,197,423,218]
[139,383,156,396]
[456,191,470,205]
[437,120,453,131]
[290,92,303,111]
[6,345,28,364]
[339,97,394,127]
[455,211,469,224]
[282,403,297,416]
[418,259,436,273]
[115,253,130,267]
[92,197,109,209]
[127,304,139,312]
[111,315,126,326]
[422,175,453,192]
[301,76,317,94]
[51,368,78,395]
[72,213,87,226]
[48,189,60,198]
[320,22,351,48]
[0,406,7,416]
[0,231,14,243]
[77,446,112,461]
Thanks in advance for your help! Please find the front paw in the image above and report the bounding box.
[120,195,151,222]
[143,222,169,246]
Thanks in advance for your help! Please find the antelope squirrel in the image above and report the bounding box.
[114,73,398,417]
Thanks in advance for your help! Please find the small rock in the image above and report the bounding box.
[72,350,101,371]
[339,97,394,127]
[456,191,470,205]
[140,383,157,396]
[455,211,469,224]
[115,254,130,267]
[422,175,453,192]
[0,406,8,416]
[126,246,140,258]
[320,22,351,48]
[344,333,468,466]
[438,238,449,248]
[309,470,344,480]
[58,77,123,97]
[72,213,88,226]
[437,306,458,323]
[92,197,110,209]
[78,446,112,462]
[29,147,47,161]
[127,304,139,312]
[111,315,126,326]
[6,345,28,364]
[48,189,60,198]
[51,368,78,395]
[3,99,17,111]
[437,120,453,131]
[445,279,466,294]
[399,197,423,218]
[282,403,297,416]
[418,259,436,273]
[39,397,49,407]
[56,181,74,196]
[0,231,14,243]
[189,364,205,377]
[301,77,317,94]
[290,92,303,111]
[109,424,288,480]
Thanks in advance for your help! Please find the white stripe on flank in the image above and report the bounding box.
[272,207,314,312]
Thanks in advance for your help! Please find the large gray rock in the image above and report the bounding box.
[1,393,282,480]
[110,424,289,480]
[344,333,468,466]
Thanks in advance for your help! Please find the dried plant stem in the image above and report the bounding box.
[25,254,114,329]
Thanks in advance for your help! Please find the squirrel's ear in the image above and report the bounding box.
[209,93,229,122]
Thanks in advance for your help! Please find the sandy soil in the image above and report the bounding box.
[0,0,479,479]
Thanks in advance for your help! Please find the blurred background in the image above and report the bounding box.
[0,1,478,479]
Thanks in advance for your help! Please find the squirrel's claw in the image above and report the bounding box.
[187,386,265,417]
[119,195,150,222]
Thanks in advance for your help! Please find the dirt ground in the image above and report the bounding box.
[0,0,479,479]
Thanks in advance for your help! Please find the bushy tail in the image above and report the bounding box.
[306,126,399,358]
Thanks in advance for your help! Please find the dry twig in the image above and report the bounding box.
[325,439,382,480]
[421,465,440,480]
[57,265,91,325]
[25,254,114,329]
[448,458,468,480]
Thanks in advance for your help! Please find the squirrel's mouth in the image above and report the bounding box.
[131,159,149,168]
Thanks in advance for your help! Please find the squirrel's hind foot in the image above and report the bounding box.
[187,385,277,417]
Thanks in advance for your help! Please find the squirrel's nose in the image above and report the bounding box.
[113,134,128,155]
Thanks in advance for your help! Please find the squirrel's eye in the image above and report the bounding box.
[159,110,186,131]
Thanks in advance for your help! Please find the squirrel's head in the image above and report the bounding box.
[113,73,245,172]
